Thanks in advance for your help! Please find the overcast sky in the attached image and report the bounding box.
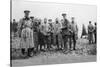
[12,0,97,37]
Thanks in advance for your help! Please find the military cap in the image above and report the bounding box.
[48,19,52,21]
[24,10,30,13]
[30,16,34,19]
[71,17,75,19]
[62,13,67,16]
[94,22,97,25]
[89,21,91,23]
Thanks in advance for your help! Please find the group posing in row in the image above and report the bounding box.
[11,10,95,57]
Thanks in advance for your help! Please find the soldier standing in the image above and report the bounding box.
[94,22,97,44]
[88,21,94,44]
[12,19,18,37]
[70,17,78,50]
[30,16,38,52]
[42,18,49,50]
[19,10,34,57]
[53,18,62,50]
[48,19,54,50]
[61,13,70,51]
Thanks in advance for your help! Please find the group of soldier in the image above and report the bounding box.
[11,10,81,57]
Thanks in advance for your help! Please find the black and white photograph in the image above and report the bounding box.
[10,0,97,67]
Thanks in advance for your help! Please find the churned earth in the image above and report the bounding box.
[11,38,97,67]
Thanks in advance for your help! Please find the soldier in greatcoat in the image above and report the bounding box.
[53,18,62,50]
[70,17,78,50]
[61,13,70,51]
[88,21,94,44]
[19,10,34,57]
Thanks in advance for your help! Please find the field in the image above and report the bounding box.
[11,37,96,67]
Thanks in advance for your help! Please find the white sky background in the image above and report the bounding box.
[12,0,97,37]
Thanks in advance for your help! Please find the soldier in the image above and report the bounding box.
[30,16,34,26]
[94,22,97,44]
[19,10,34,57]
[53,18,62,50]
[61,13,70,51]
[12,19,18,37]
[88,21,94,44]
[30,16,39,52]
[41,18,49,50]
[33,18,40,52]
[48,19,54,50]
[70,17,78,50]
[38,19,45,51]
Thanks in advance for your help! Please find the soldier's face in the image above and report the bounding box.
[72,18,74,21]
[63,16,66,19]
[44,19,47,23]
[25,13,29,17]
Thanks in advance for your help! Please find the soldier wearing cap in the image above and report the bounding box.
[61,13,70,51]
[53,18,62,50]
[47,19,54,50]
[88,21,94,44]
[18,10,30,37]
[30,16,34,22]
[12,19,18,37]
[32,18,40,52]
[41,18,49,50]
[30,16,39,51]
[19,10,34,57]
[70,17,78,50]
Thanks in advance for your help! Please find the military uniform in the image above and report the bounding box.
[41,22,49,50]
[70,21,78,50]
[53,21,62,49]
[61,18,71,51]
[12,20,18,37]
[19,17,34,56]
[48,21,54,49]
[18,10,34,57]
[88,23,94,44]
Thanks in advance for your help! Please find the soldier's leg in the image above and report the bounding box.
[40,35,44,51]
[51,33,54,47]
[73,33,76,50]
[47,36,51,50]
[63,36,67,50]
[27,48,31,56]
[90,33,93,44]
[49,35,51,49]
[38,33,42,51]
[60,34,64,50]
[69,35,72,50]
[91,33,93,44]
[95,33,97,43]
[40,43,42,51]
[21,48,25,55]
[36,33,39,52]
[56,35,59,49]
[43,35,46,49]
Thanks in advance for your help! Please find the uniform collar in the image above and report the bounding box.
[23,17,30,20]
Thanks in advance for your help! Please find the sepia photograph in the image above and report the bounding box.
[10,0,97,67]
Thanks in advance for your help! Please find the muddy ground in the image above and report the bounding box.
[11,38,97,67]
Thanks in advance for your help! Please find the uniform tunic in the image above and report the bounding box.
[71,22,78,39]
[53,22,62,46]
[70,22,78,50]
[88,24,94,43]
[20,18,34,50]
